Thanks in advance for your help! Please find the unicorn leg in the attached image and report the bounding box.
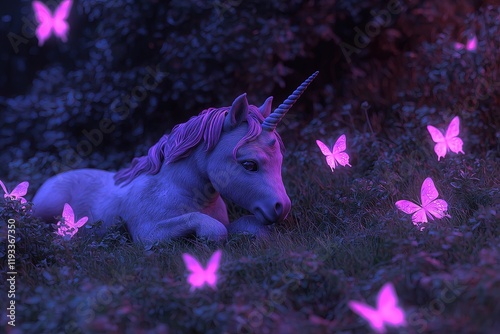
[134,212,228,245]
[228,215,272,238]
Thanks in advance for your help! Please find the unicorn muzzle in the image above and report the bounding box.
[254,196,291,224]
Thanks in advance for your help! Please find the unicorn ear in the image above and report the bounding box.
[259,96,273,118]
[224,93,249,131]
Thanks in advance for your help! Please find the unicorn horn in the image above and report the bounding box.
[261,71,319,131]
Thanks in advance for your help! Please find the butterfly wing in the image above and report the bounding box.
[411,210,428,224]
[395,200,421,215]
[326,155,336,171]
[56,203,70,237]
[53,0,72,41]
[445,116,460,139]
[74,216,89,229]
[205,250,222,288]
[447,137,464,155]
[377,283,406,328]
[427,125,444,143]
[0,180,8,195]
[424,199,449,220]
[427,125,447,160]
[316,140,332,156]
[420,178,439,207]
[348,301,386,333]
[61,203,75,226]
[54,0,72,20]
[332,134,352,167]
[332,134,347,154]
[182,253,206,289]
[316,140,336,171]
[417,177,446,223]
[58,203,78,236]
[33,1,54,46]
[10,181,29,203]
[444,116,464,154]
[395,200,427,224]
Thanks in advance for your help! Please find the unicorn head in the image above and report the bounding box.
[207,72,319,224]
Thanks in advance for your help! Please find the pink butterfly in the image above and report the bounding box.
[395,177,450,230]
[32,0,72,46]
[56,203,88,238]
[348,282,406,334]
[182,250,222,291]
[0,180,29,204]
[316,134,352,172]
[427,116,464,161]
[454,35,477,52]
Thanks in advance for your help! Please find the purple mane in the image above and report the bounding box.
[114,105,284,185]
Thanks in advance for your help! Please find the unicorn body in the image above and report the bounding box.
[33,72,318,244]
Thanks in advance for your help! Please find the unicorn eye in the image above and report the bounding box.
[241,160,258,172]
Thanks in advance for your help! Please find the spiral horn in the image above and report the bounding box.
[261,71,319,131]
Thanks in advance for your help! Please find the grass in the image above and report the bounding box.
[1,128,499,333]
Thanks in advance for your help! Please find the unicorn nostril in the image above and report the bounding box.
[274,202,283,217]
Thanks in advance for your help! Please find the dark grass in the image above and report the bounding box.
[1,141,499,333]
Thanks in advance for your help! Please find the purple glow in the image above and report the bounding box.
[32,0,72,46]
[427,116,464,161]
[395,177,450,230]
[316,134,352,172]
[0,180,29,204]
[348,282,406,334]
[182,250,222,291]
[454,35,477,52]
[56,203,88,239]
[466,35,478,51]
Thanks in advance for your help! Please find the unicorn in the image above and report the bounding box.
[33,72,319,244]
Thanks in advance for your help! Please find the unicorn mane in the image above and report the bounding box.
[114,105,284,185]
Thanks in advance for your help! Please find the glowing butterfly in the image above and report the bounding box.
[348,282,406,334]
[316,134,352,172]
[32,0,72,46]
[454,35,477,52]
[0,180,29,204]
[427,116,464,161]
[182,250,222,291]
[56,203,88,238]
[395,177,450,230]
